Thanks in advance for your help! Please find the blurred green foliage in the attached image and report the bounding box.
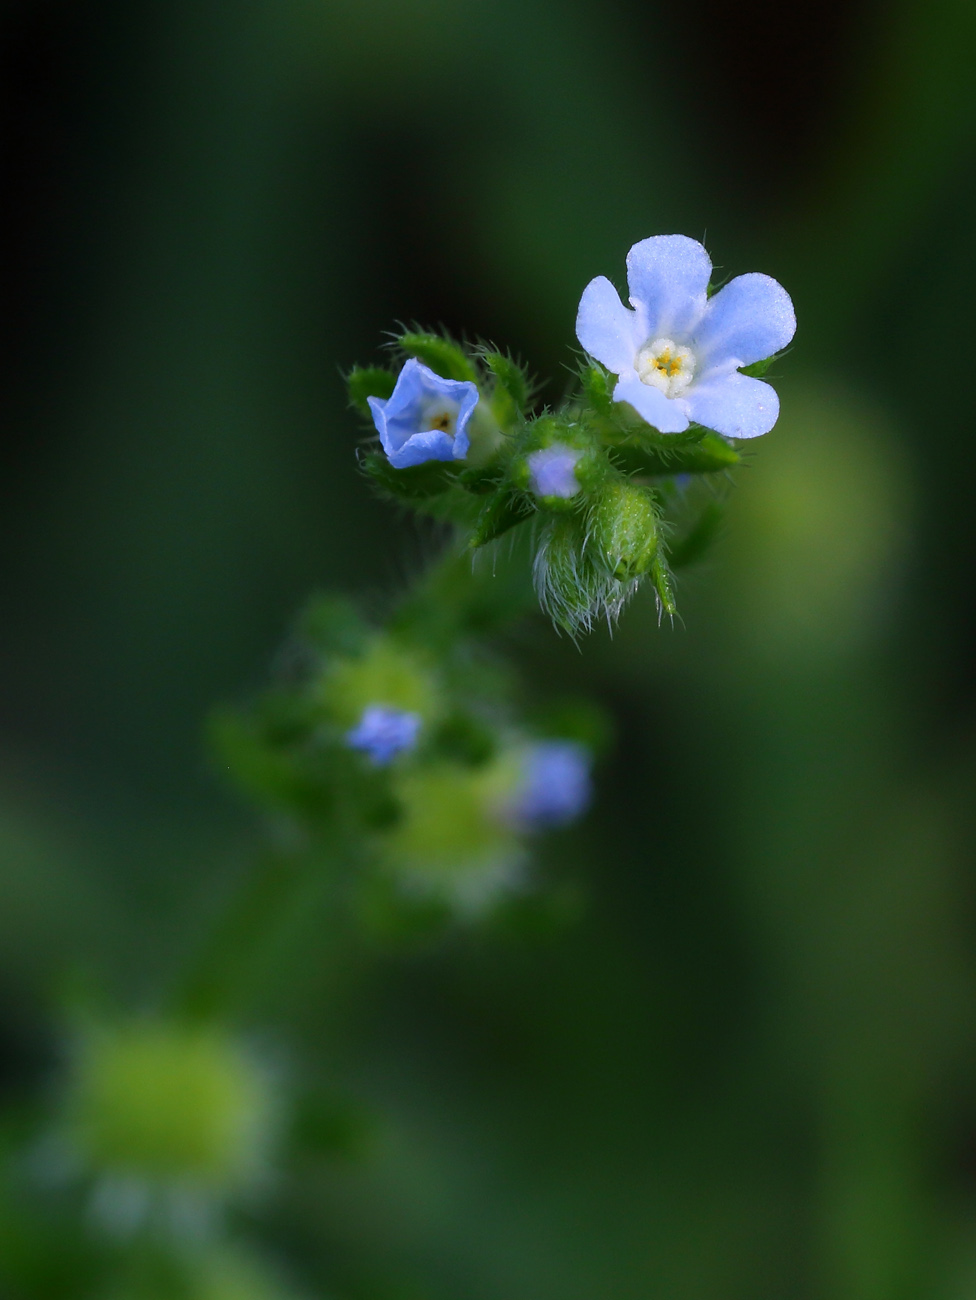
[3,0,976,1297]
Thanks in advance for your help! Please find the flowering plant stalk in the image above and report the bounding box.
[191,234,794,969]
[14,235,794,1300]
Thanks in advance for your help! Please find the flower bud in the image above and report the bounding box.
[511,415,605,510]
[589,482,659,581]
[383,760,524,912]
[534,515,603,633]
[65,1022,274,1198]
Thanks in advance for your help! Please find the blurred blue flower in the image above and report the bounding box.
[576,234,795,439]
[346,705,421,764]
[509,740,592,830]
[527,444,584,499]
[368,358,479,468]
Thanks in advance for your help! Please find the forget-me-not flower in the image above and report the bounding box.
[346,705,421,765]
[507,740,592,830]
[527,445,584,500]
[576,235,796,439]
[368,358,479,468]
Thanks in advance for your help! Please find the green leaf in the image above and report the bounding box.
[209,710,334,817]
[398,332,478,382]
[649,554,677,618]
[361,450,458,500]
[667,501,725,569]
[469,488,535,547]
[458,457,507,496]
[609,431,740,477]
[739,353,777,378]
[482,351,530,426]
[347,366,395,414]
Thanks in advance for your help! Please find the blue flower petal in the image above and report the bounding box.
[685,372,780,439]
[613,374,690,433]
[368,358,479,469]
[373,422,457,468]
[625,235,711,340]
[346,705,421,765]
[575,275,643,374]
[509,741,592,831]
[692,272,796,369]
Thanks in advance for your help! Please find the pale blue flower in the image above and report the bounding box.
[527,444,584,499]
[509,740,592,830]
[368,358,479,468]
[576,235,795,439]
[346,705,421,765]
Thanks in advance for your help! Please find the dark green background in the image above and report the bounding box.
[3,1,976,1296]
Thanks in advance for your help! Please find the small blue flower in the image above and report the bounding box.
[508,740,592,830]
[527,444,584,499]
[346,705,421,765]
[576,235,795,439]
[368,358,479,468]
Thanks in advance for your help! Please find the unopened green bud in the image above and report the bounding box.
[534,515,630,635]
[589,482,659,580]
[383,760,523,912]
[66,1022,274,1195]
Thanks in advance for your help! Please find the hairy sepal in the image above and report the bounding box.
[470,488,536,548]
[347,366,396,415]
[609,432,739,477]
[361,450,459,500]
[397,332,478,383]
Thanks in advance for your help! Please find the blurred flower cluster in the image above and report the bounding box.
[14,1019,303,1300]
[214,587,600,921]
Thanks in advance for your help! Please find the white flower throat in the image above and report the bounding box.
[419,396,460,436]
[636,337,696,399]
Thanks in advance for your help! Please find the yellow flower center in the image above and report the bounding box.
[419,397,459,436]
[636,337,696,398]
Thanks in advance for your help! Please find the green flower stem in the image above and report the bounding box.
[388,530,537,650]
[168,841,350,1023]
[169,532,537,1022]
